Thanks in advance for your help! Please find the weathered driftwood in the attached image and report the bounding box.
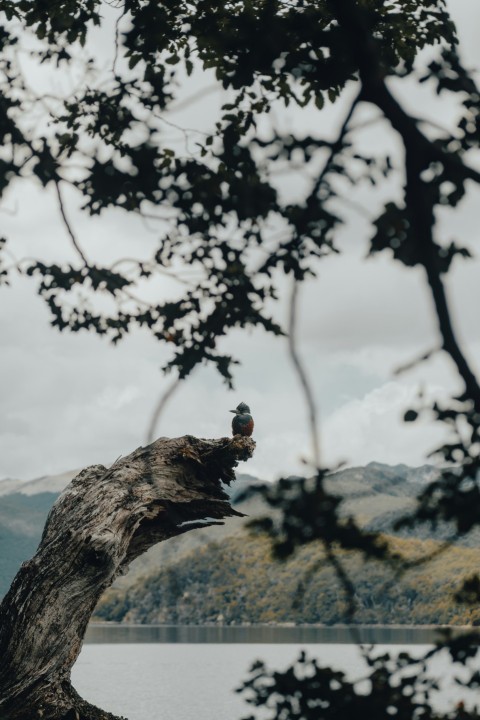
[0,434,255,720]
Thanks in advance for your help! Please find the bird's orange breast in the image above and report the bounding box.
[232,415,254,437]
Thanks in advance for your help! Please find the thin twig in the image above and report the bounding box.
[308,87,363,202]
[109,257,196,287]
[375,538,455,603]
[168,84,220,113]
[146,376,182,443]
[324,543,366,649]
[54,181,88,265]
[328,0,480,408]
[118,288,155,309]
[153,111,210,137]
[112,2,129,75]
[394,346,439,376]
[132,208,177,222]
[287,278,320,468]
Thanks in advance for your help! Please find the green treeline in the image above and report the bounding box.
[94,532,480,626]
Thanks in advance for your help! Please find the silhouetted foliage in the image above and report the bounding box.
[2,0,480,718]
[237,648,480,720]
[242,472,390,561]
[0,0,465,385]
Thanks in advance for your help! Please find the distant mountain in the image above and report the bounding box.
[0,461,464,604]
[0,469,260,597]
[0,478,26,496]
[95,461,480,626]
[0,492,58,598]
[0,469,79,497]
[71,462,446,593]
[0,470,80,597]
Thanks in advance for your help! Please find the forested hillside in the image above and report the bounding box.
[94,532,480,626]
[2,462,477,625]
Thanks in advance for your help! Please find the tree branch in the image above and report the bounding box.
[288,279,320,467]
[54,180,89,266]
[330,0,480,413]
[0,433,255,720]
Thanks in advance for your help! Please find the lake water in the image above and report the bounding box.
[72,625,480,720]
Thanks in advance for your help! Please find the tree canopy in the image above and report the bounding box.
[0,0,473,384]
[2,0,480,718]
[2,0,479,554]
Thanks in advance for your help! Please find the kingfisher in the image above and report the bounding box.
[230,402,254,437]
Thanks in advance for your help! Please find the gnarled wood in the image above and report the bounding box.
[0,434,255,720]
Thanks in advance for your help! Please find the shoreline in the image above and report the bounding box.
[84,622,480,645]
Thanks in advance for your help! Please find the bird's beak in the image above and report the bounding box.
[229,409,237,414]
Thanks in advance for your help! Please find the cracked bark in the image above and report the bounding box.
[0,434,255,720]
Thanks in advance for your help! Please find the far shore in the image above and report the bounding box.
[84,622,480,645]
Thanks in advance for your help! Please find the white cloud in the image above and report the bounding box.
[322,381,450,469]
[96,386,141,412]
[0,1,479,483]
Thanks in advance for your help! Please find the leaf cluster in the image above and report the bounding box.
[242,471,390,562]
[238,648,479,720]
[0,0,465,386]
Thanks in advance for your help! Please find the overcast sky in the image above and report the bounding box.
[1,1,480,483]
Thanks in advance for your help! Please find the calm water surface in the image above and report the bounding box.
[72,626,480,720]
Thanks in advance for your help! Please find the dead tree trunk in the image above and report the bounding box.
[0,434,255,720]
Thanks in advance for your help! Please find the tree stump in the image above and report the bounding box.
[0,434,255,720]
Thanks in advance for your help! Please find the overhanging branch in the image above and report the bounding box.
[0,433,255,720]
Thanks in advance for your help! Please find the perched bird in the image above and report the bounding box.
[230,402,254,437]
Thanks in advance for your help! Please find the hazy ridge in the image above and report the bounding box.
[1,462,476,625]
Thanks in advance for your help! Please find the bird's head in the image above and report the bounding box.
[229,401,251,415]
